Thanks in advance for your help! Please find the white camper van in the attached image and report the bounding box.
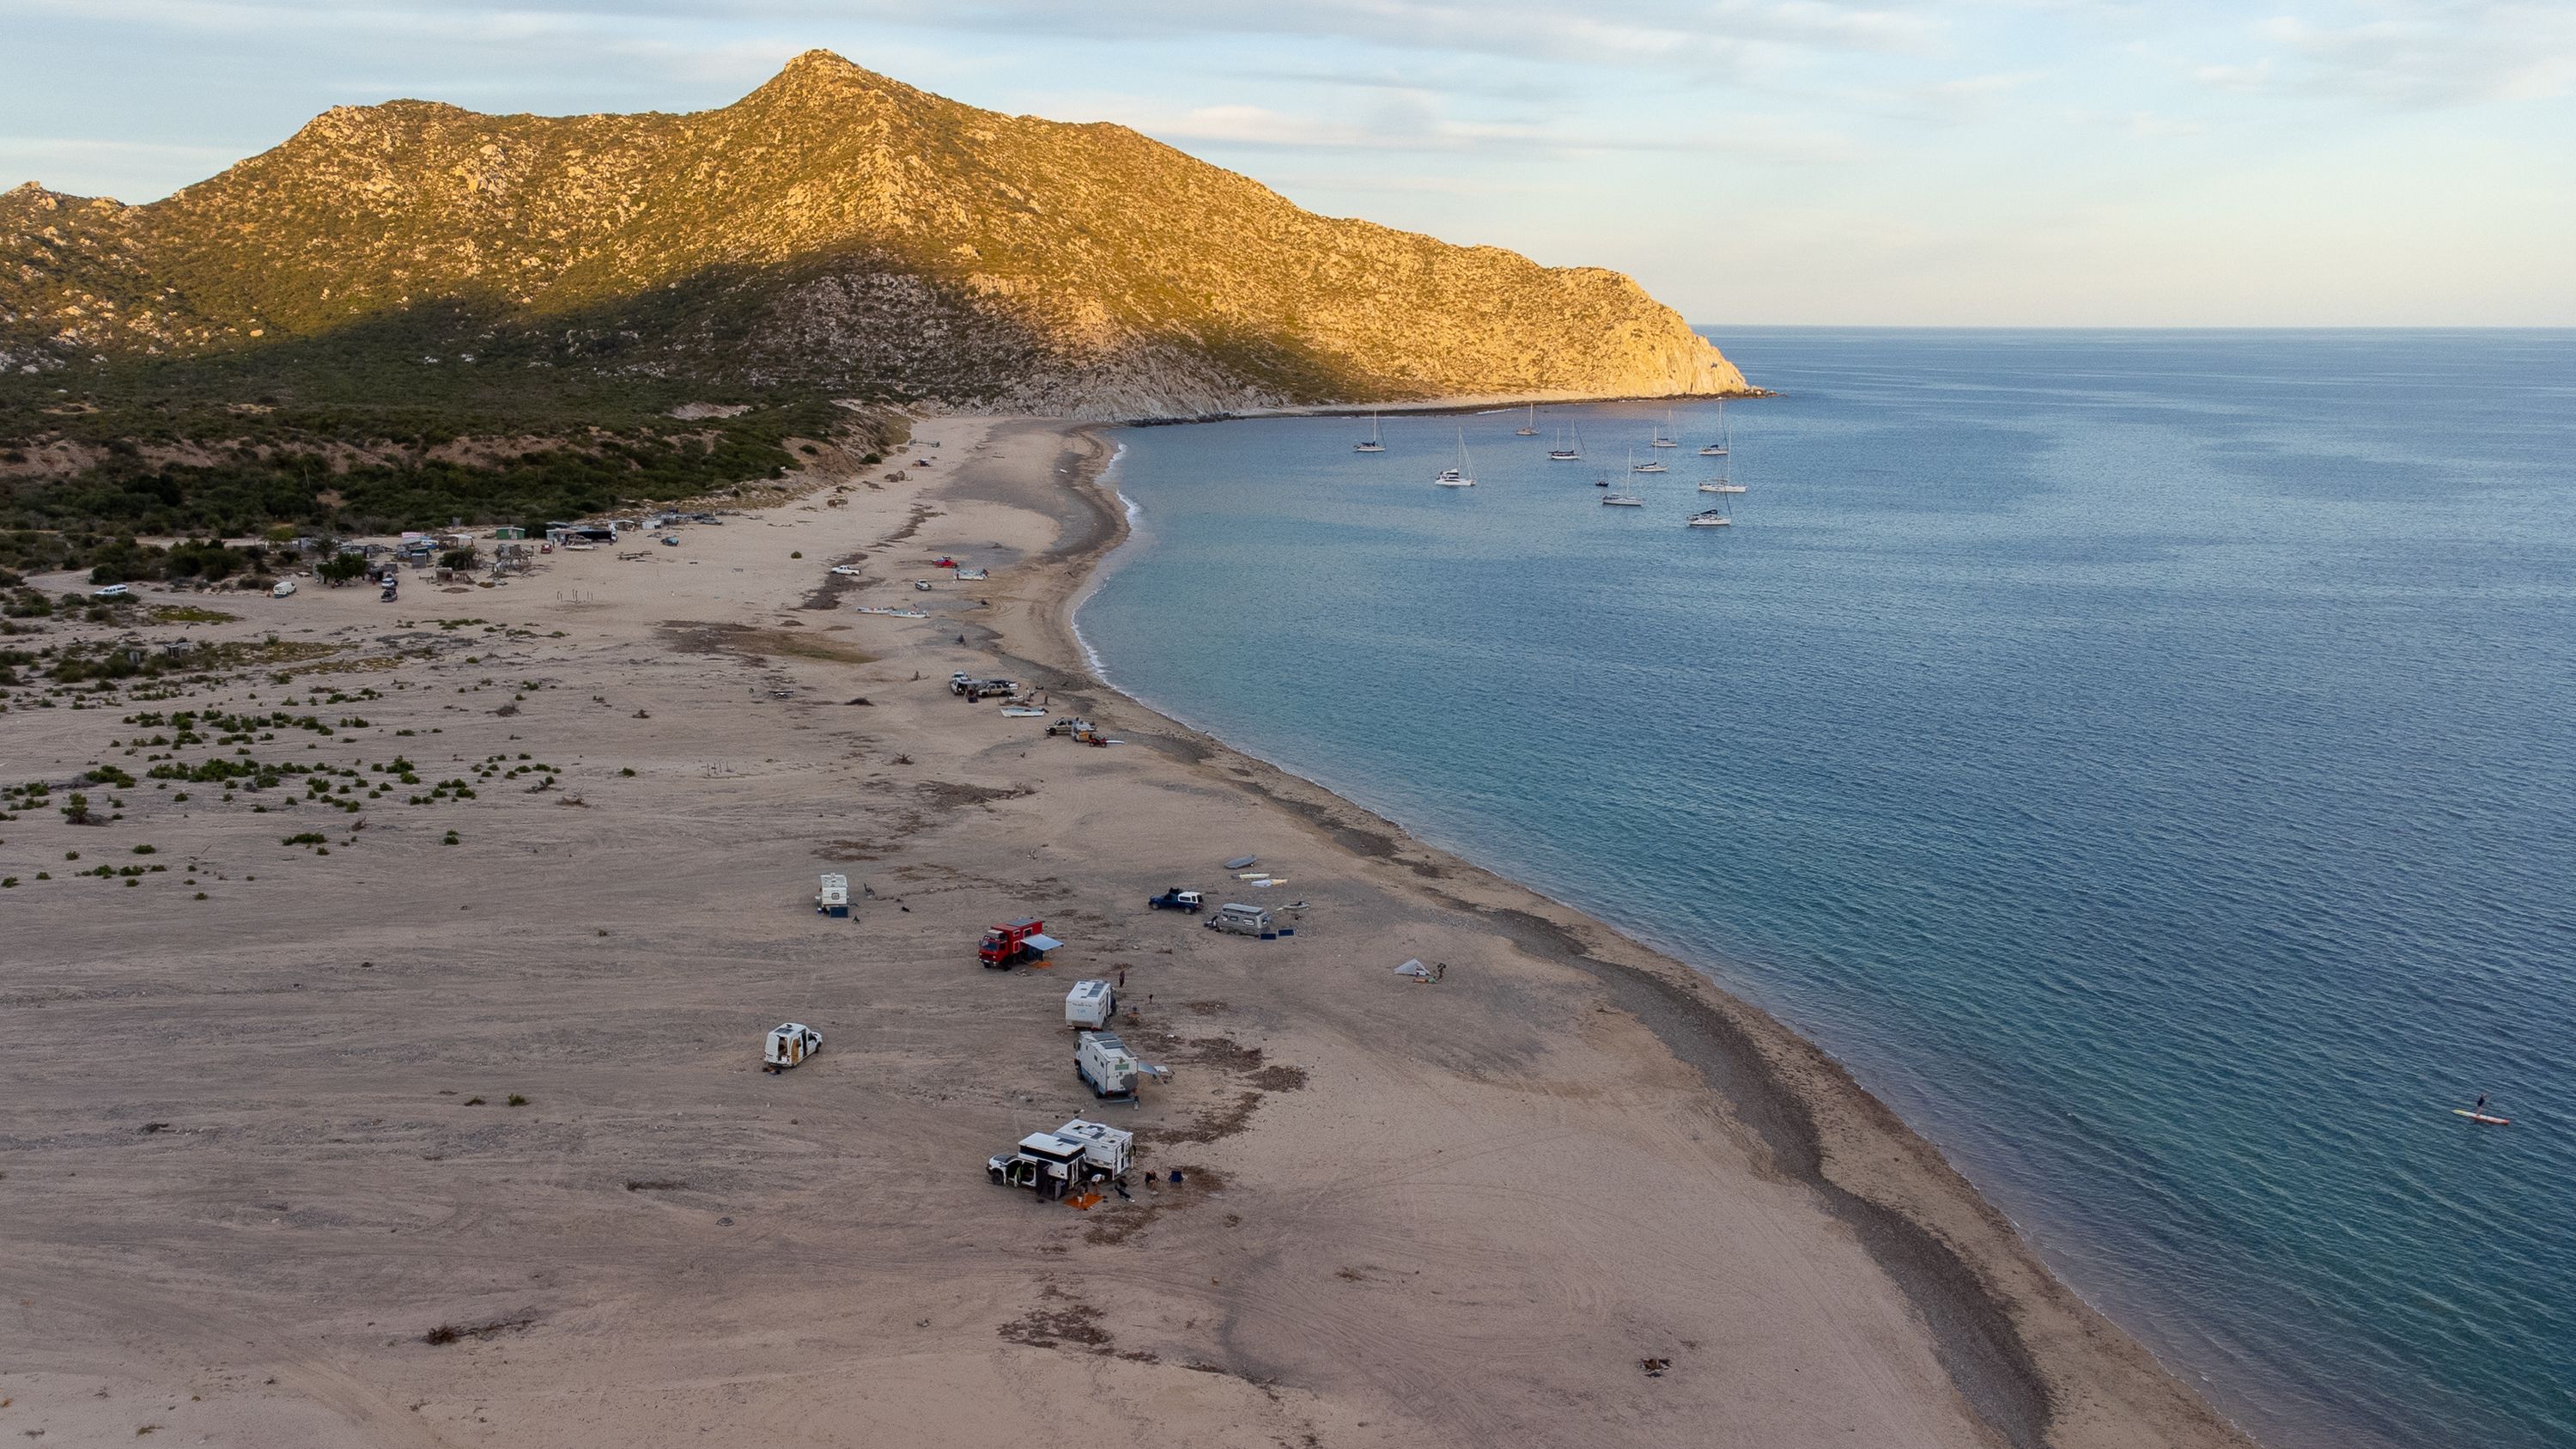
[1065,978,1116,1028]
[763,1022,823,1071]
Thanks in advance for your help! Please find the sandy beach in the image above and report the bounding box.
[0,415,2254,1448]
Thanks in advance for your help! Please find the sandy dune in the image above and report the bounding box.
[0,417,2250,1447]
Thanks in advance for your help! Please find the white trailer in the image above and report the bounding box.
[763,1021,823,1071]
[1065,978,1116,1028]
[1206,903,1273,937]
[1052,1118,1134,1179]
[816,873,850,918]
[1074,1032,1170,1102]
[984,1118,1137,1198]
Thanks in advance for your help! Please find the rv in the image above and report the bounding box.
[1075,1032,1169,1101]
[816,873,850,918]
[1065,978,1116,1028]
[1206,903,1273,937]
[985,1118,1134,1199]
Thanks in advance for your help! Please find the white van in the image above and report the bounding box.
[763,1021,823,1071]
[1206,903,1273,937]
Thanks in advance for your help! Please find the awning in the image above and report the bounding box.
[1025,934,1063,953]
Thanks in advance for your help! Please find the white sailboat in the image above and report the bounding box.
[1603,450,1645,506]
[1433,428,1476,487]
[1631,449,1668,473]
[1698,408,1745,494]
[1698,400,1729,456]
[1650,409,1679,447]
[1354,411,1385,453]
[1548,424,1582,461]
[1686,508,1732,527]
[1516,403,1539,437]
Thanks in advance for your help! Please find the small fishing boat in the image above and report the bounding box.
[1354,412,1385,454]
[1687,509,1732,528]
[1516,403,1538,436]
[1434,429,1476,487]
[999,704,1048,717]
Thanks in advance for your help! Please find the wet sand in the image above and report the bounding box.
[0,416,2251,1448]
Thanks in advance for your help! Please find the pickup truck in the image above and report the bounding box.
[950,673,1019,700]
[1046,717,1094,737]
[1147,888,1204,914]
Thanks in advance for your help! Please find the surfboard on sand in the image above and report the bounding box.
[2453,1110,2512,1126]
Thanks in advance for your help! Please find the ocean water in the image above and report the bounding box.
[1074,329,2576,1449]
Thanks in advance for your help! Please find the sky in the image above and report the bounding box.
[4,1,2573,326]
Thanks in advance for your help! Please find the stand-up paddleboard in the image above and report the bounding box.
[2453,1110,2512,1125]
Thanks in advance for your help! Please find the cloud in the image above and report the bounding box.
[1098,92,1856,164]
[0,137,253,197]
[15,0,1946,82]
[2189,2,2576,108]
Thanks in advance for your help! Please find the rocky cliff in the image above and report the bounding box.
[1,52,1745,416]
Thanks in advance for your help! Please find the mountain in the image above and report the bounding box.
[0,52,1745,417]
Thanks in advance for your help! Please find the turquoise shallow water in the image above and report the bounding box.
[1075,329,2576,1449]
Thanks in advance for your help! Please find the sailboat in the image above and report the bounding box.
[1354,411,1385,453]
[1686,508,1732,527]
[1631,442,1668,473]
[1698,407,1744,494]
[1649,409,1678,447]
[1698,401,1729,456]
[1516,404,1539,437]
[1433,429,1476,487]
[1603,451,1645,506]
[1548,424,1582,461]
